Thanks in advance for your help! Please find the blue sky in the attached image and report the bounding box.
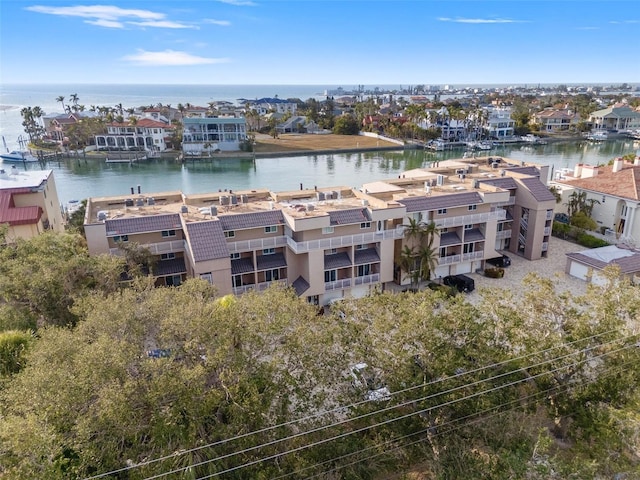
[1,0,638,85]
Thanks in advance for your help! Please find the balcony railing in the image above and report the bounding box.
[437,251,484,265]
[438,254,461,265]
[354,273,380,286]
[233,278,287,295]
[546,210,554,221]
[287,229,404,254]
[434,210,506,229]
[542,242,549,252]
[110,239,186,256]
[462,251,484,262]
[496,229,512,240]
[495,197,516,207]
[325,278,352,291]
[544,226,551,236]
[227,236,288,253]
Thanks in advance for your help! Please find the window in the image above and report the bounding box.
[360,222,371,229]
[199,273,213,284]
[412,212,422,222]
[264,225,277,234]
[263,248,275,255]
[322,226,334,235]
[324,270,337,282]
[468,204,477,211]
[232,275,242,287]
[230,252,240,259]
[162,230,176,237]
[464,224,473,230]
[441,227,448,233]
[356,244,367,250]
[437,208,447,215]
[325,248,337,255]
[166,275,182,287]
[265,269,280,282]
[160,253,176,260]
[113,235,129,242]
[440,247,446,257]
[224,230,235,238]
[357,264,371,277]
[463,243,474,254]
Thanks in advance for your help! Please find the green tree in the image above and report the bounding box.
[0,330,32,377]
[332,115,360,135]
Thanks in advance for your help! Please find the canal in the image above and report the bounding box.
[4,138,639,205]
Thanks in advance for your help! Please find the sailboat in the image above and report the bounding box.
[0,136,39,163]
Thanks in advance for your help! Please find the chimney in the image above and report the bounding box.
[612,157,624,173]
[574,164,582,178]
[581,165,599,178]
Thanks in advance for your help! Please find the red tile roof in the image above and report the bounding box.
[108,119,173,129]
[0,188,43,226]
[561,163,640,200]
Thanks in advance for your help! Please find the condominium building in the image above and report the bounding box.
[83,156,555,304]
[0,168,65,243]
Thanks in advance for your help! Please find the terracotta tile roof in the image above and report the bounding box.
[399,192,483,212]
[184,220,229,262]
[560,163,640,200]
[0,188,42,226]
[105,214,182,235]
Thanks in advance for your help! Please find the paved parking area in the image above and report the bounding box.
[464,236,587,303]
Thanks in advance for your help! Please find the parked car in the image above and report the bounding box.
[443,274,475,293]
[485,254,511,268]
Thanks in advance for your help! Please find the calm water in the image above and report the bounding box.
[4,139,638,205]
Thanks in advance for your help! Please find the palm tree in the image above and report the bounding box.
[397,218,440,290]
[56,96,66,112]
[70,93,79,106]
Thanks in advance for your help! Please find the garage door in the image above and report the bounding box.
[569,261,589,281]
[456,262,473,274]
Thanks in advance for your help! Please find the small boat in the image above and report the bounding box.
[0,150,39,163]
[586,131,608,142]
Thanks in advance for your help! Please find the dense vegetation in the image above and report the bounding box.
[1,232,639,479]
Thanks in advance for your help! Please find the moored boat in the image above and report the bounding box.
[0,150,39,163]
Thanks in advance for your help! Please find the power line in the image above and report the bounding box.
[305,360,636,480]
[84,329,632,480]
[188,340,638,480]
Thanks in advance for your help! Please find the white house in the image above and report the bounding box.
[589,103,640,131]
[485,108,515,138]
[182,117,247,153]
[96,119,174,152]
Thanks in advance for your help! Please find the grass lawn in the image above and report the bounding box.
[253,133,400,153]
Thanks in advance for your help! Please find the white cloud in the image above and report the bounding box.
[575,26,599,30]
[216,0,257,6]
[203,19,232,26]
[26,4,193,29]
[437,17,525,24]
[122,49,230,66]
[609,20,639,24]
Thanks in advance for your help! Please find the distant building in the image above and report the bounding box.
[96,119,175,153]
[182,117,247,153]
[0,168,64,243]
[589,103,640,131]
[485,108,515,138]
[242,98,298,115]
[532,109,580,132]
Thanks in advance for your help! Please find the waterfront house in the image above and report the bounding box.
[95,119,174,153]
[83,156,555,303]
[484,107,516,139]
[0,169,64,243]
[182,116,247,153]
[532,109,580,132]
[552,157,640,244]
[589,103,640,131]
[242,98,298,116]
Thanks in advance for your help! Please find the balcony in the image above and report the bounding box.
[546,210,554,221]
[495,197,516,207]
[544,226,551,236]
[287,229,404,254]
[110,239,186,256]
[227,235,288,253]
[233,278,287,295]
[434,210,506,229]
[354,273,380,286]
[542,242,549,252]
[325,278,352,291]
[437,251,483,265]
[496,229,512,240]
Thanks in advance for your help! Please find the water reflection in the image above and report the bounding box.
[3,139,637,204]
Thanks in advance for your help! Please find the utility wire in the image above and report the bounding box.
[306,360,635,480]
[84,328,632,480]
[188,340,638,480]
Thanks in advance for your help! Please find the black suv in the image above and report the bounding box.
[443,274,475,293]
[486,254,511,268]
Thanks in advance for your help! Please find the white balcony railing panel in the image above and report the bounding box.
[354,273,380,286]
[110,239,186,256]
[325,278,352,291]
[434,210,506,229]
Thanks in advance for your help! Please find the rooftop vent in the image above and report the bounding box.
[241,194,249,204]
[210,206,218,216]
[97,211,108,221]
[230,195,238,205]
[135,198,144,207]
[436,174,445,186]
[125,199,134,207]
[181,205,188,214]
[317,192,326,201]
[147,197,155,206]
[220,195,230,206]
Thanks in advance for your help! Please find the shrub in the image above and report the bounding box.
[576,231,610,248]
[484,267,505,278]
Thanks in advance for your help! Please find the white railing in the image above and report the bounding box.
[544,226,551,236]
[520,218,528,229]
[434,210,506,229]
[325,278,352,291]
[287,229,403,254]
[438,254,461,265]
[496,230,512,240]
[227,236,288,253]
[462,251,484,262]
[233,279,287,295]
[354,273,380,286]
[541,242,549,252]
[495,197,516,207]
[546,210,554,220]
[519,233,526,245]
[110,239,186,256]
[437,251,483,265]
